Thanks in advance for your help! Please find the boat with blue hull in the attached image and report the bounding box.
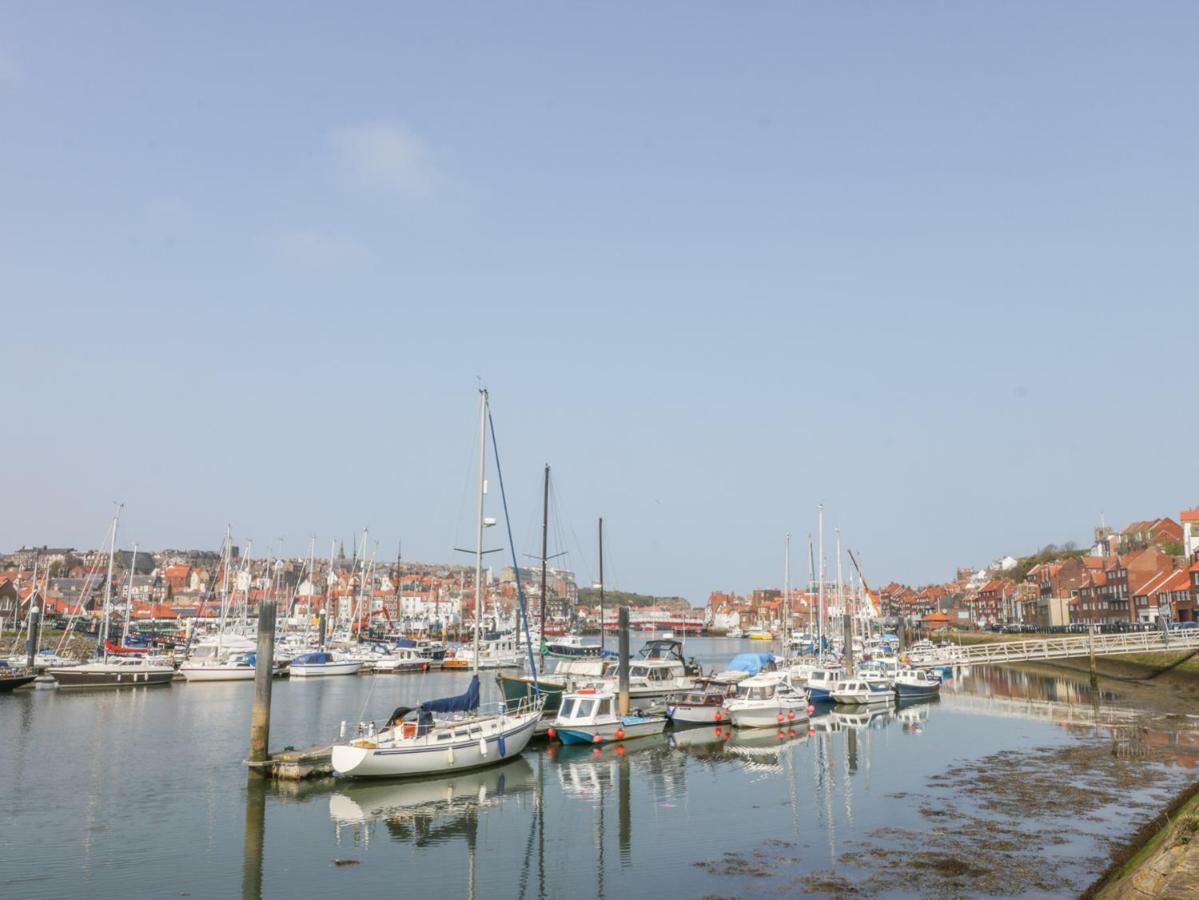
[551,688,666,744]
[894,668,941,699]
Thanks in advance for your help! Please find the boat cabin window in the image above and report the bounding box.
[747,686,772,700]
[630,666,648,678]
[560,698,577,718]
[576,699,596,718]
[597,698,612,716]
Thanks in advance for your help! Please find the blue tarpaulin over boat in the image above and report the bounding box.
[421,675,480,713]
[726,653,774,675]
[291,652,332,665]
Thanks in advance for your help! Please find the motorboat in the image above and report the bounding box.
[442,632,525,669]
[289,651,363,678]
[47,655,176,688]
[724,672,809,729]
[725,627,744,639]
[543,634,604,659]
[855,657,899,691]
[708,652,776,685]
[803,666,846,702]
[332,675,542,778]
[665,687,734,726]
[588,640,701,709]
[496,656,618,714]
[830,678,893,706]
[894,668,941,699]
[550,688,666,745]
[747,628,773,641]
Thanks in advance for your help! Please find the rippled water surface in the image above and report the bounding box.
[4,638,1199,899]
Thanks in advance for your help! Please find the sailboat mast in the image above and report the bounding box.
[539,463,549,657]
[217,525,231,654]
[598,517,605,654]
[99,504,122,653]
[783,532,790,654]
[121,542,138,645]
[473,388,488,674]
[817,505,824,661]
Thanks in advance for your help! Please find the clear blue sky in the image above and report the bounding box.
[3,4,1197,602]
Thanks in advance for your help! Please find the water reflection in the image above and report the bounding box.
[225,661,1199,900]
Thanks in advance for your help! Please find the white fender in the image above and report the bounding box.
[478,737,488,757]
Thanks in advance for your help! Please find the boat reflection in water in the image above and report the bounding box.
[329,756,536,847]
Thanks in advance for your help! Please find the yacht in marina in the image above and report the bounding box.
[331,675,543,778]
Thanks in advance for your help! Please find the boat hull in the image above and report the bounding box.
[0,674,36,691]
[895,683,940,699]
[555,716,666,745]
[727,700,809,729]
[666,704,730,726]
[48,666,175,688]
[499,674,565,714]
[289,661,363,678]
[179,665,257,682]
[331,712,539,779]
[830,691,892,706]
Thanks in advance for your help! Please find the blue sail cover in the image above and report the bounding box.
[726,653,774,675]
[421,674,480,713]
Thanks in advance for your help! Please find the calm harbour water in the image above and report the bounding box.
[4,637,1199,899]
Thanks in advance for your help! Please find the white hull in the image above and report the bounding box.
[727,697,809,729]
[289,661,363,678]
[180,664,257,682]
[830,690,892,706]
[555,717,666,744]
[332,709,539,778]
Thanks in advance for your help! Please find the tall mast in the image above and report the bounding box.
[473,388,488,673]
[598,517,605,654]
[121,542,138,646]
[783,532,790,655]
[817,504,824,661]
[217,525,231,654]
[540,463,549,659]
[808,534,815,639]
[99,504,122,654]
[836,527,847,664]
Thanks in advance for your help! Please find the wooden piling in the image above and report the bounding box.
[26,605,41,670]
[618,606,630,715]
[249,600,277,764]
[317,609,327,649]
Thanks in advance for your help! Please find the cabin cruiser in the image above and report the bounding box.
[550,688,666,745]
[803,666,846,702]
[724,672,809,729]
[830,678,893,706]
[855,657,899,690]
[665,686,734,726]
[708,652,776,685]
[332,675,543,778]
[369,644,429,674]
[497,656,618,714]
[894,668,941,699]
[589,640,701,710]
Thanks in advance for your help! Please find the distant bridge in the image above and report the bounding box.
[915,629,1199,668]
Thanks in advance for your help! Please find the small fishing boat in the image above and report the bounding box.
[665,687,733,726]
[288,651,363,678]
[550,688,667,745]
[746,628,773,641]
[724,672,809,729]
[331,675,543,779]
[829,678,893,706]
[803,666,846,703]
[894,668,941,699]
[0,660,36,691]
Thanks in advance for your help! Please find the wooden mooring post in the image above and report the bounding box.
[249,599,277,765]
[618,606,630,715]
